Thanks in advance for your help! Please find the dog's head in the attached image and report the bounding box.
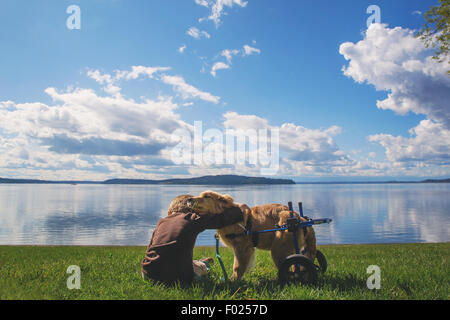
[167,194,194,215]
[186,190,235,214]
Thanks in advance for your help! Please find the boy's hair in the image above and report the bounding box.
[167,194,194,215]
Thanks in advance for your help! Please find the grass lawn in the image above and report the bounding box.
[0,243,448,300]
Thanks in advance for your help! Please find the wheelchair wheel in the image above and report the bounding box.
[315,250,327,274]
[278,254,318,286]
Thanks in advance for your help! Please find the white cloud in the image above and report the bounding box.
[87,66,220,104]
[340,23,450,170]
[0,64,232,179]
[220,112,448,177]
[211,44,260,77]
[223,111,348,165]
[195,0,248,27]
[195,0,209,7]
[118,66,171,80]
[88,66,170,83]
[221,49,239,64]
[186,27,211,39]
[86,69,113,85]
[279,123,345,163]
[178,44,187,53]
[209,0,248,27]
[87,66,171,96]
[369,120,450,164]
[0,87,185,144]
[243,44,261,56]
[210,62,230,77]
[160,74,220,103]
[339,23,450,128]
[0,84,194,180]
[223,111,269,130]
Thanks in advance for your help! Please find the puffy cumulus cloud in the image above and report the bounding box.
[339,23,450,128]
[0,61,240,181]
[221,112,447,177]
[0,132,115,180]
[223,111,269,130]
[340,24,450,172]
[0,65,225,180]
[369,120,450,164]
[167,111,354,177]
[175,108,447,177]
[0,88,187,157]
[195,0,248,27]
[223,111,350,165]
[279,123,348,164]
[0,66,217,179]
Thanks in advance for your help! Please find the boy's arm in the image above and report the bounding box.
[200,206,244,230]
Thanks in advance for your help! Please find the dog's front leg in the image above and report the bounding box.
[230,245,255,281]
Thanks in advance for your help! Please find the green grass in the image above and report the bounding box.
[0,243,448,300]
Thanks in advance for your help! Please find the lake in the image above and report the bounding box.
[0,183,449,246]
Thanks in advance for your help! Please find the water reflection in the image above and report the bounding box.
[0,183,448,245]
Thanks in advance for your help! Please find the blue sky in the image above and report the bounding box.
[0,0,448,181]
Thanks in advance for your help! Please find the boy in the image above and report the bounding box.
[141,195,243,284]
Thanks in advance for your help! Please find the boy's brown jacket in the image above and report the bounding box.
[141,206,243,284]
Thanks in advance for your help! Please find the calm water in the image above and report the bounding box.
[0,183,449,246]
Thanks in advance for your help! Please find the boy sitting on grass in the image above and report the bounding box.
[141,195,243,285]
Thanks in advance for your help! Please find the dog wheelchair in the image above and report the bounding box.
[214,201,332,286]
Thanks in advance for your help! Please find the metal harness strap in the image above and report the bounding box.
[224,216,259,247]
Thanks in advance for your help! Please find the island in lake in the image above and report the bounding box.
[0,174,295,185]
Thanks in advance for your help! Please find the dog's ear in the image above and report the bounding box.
[200,190,214,197]
[210,192,234,212]
[239,203,251,214]
[217,194,234,210]
[235,203,251,217]
[222,194,234,204]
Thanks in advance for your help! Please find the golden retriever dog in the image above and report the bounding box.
[186,190,317,280]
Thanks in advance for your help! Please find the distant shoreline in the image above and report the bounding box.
[0,174,295,185]
[294,178,450,184]
[0,175,448,185]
